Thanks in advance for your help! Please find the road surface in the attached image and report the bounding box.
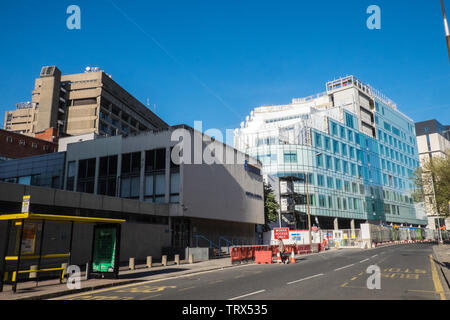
[58,243,447,300]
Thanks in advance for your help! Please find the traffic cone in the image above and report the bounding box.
[276,252,282,264]
[290,251,296,264]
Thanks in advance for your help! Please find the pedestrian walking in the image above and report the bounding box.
[278,238,287,264]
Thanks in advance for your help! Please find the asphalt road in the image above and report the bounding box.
[59,243,447,300]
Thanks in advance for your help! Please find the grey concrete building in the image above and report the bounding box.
[3,66,168,137]
[0,125,264,264]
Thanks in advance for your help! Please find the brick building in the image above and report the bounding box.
[0,129,57,161]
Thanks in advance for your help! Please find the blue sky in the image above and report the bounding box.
[0,0,449,135]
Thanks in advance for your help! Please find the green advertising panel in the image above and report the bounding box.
[92,227,117,273]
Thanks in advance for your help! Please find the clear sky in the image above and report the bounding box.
[0,0,449,135]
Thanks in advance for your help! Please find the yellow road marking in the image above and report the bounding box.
[140,294,162,300]
[178,286,195,292]
[115,285,176,293]
[341,282,348,287]
[429,254,446,300]
[351,277,358,281]
[209,280,224,284]
[408,289,445,294]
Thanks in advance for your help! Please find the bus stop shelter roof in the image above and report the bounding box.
[0,212,126,224]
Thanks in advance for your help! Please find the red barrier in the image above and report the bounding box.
[231,247,241,265]
[254,251,273,264]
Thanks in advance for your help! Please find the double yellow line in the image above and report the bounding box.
[429,254,447,300]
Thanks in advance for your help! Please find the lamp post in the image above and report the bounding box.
[441,0,450,63]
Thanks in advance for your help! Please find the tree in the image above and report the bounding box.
[412,151,450,217]
[263,182,280,231]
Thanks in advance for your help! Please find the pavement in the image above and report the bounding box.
[432,244,450,290]
[0,258,239,300]
[54,243,450,300]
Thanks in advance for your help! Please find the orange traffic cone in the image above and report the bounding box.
[290,251,296,264]
[276,252,282,264]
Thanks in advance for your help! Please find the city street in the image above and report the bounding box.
[58,244,448,301]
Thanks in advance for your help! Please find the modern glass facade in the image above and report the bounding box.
[0,152,66,189]
[235,76,426,228]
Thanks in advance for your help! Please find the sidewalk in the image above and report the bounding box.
[0,258,235,300]
[432,244,450,291]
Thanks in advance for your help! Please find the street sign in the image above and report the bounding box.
[274,228,289,239]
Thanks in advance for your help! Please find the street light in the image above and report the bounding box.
[441,0,450,63]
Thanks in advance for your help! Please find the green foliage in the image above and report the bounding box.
[412,151,450,217]
[263,182,279,231]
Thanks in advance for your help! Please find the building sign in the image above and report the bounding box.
[244,161,261,176]
[274,228,289,240]
[21,195,30,213]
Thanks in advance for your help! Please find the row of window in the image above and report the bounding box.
[4,136,53,151]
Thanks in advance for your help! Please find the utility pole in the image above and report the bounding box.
[441,0,450,62]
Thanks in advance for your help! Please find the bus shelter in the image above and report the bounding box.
[0,212,125,293]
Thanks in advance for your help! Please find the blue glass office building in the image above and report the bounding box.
[234,76,427,229]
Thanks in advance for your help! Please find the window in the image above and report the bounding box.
[98,155,117,196]
[284,152,298,163]
[333,140,340,154]
[343,198,347,210]
[341,143,347,156]
[122,152,141,174]
[334,158,341,172]
[351,163,356,176]
[344,181,350,192]
[6,136,12,143]
[319,195,326,207]
[315,132,322,147]
[345,113,354,129]
[340,126,346,139]
[347,130,353,143]
[145,149,165,172]
[317,174,325,186]
[327,177,334,189]
[324,137,331,150]
[331,122,338,136]
[315,153,323,167]
[19,140,25,146]
[343,161,349,174]
[170,172,180,203]
[32,142,37,149]
[326,155,332,169]
[336,179,342,190]
[66,161,76,191]
[328,196,333,208]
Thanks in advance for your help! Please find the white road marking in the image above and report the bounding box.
[371,254,378,258]
[359,258,369,263]
[334,264,354,271]
[287,273,324,285]
[229,290,266,300]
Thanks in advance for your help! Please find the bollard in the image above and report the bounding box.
[85,262,90,280]
[162,255,167,266]
[189,254,194,264]
[129,258,135,270]
[147,256,152,268]
[29,265,38,279]
[61,263,68,275]
[174,254,180,265]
